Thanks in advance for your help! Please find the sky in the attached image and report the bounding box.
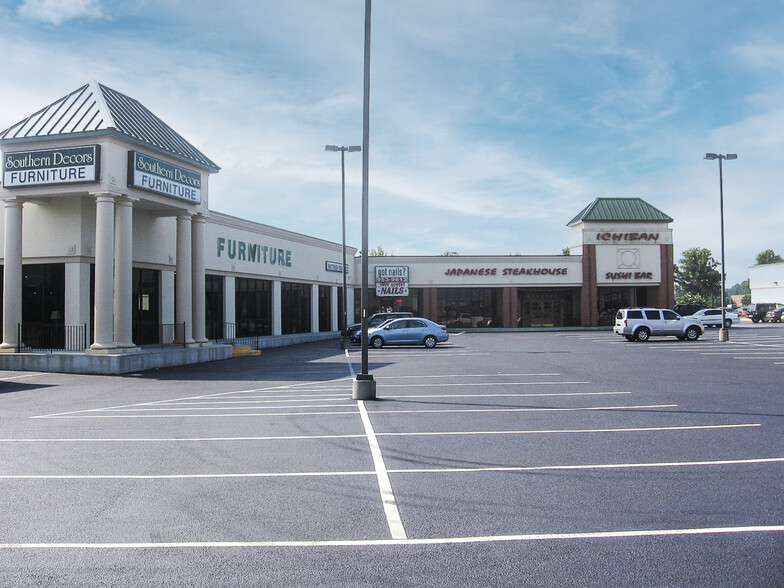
[2,0,783,287]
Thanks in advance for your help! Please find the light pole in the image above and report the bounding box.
[704,152,737,342]
[325,145,360,346]
[352,0,376,400]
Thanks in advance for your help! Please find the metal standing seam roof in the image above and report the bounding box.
[567,197,673,225]
[0,80,219,172]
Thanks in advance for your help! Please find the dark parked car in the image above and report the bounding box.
[673,303,708,317]
[763,307,784,323]
[747,303,778,323]
[341,312,413,338]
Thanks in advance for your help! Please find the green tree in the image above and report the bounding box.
[562,247,571,256]
[727,280,750,296]
[742,294,751,305]
[755,249,784,265]
[674,248,721,305]
[369,245,392,256]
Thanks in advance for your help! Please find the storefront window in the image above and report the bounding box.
[437,288,500,328]
[132,268,160,345]
[517,289,580,327]
[205,274,224,339]
[236,278,272,336]
[597,287,634,326]
[318,285,332,332]
[22,263,65,324]
[282,282,311,334]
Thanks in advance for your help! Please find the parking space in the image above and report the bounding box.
[0,331,782,586]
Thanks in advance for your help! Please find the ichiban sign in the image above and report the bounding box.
[375,266,409,297]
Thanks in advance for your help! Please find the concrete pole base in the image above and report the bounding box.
[353,374,376,400]
[718,328,730,342]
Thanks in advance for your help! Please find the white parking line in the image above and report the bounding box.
[0,423,759,443]
[388,456,784,474]
[4,455,778,480]
[0,525,781,549]
[366,404,677,415]
[0,373,45,381]
[358,400,407,540]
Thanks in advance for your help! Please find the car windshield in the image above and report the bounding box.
[369,316,392,327]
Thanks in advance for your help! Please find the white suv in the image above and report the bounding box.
[614,308,704,342]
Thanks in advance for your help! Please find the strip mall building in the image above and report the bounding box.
[0,82,675,372]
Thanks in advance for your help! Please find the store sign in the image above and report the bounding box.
[128,151,201,204]
[375,266,409,296]
[444,266,569,277]
[216,237,292,267]
[605,271,654,280]
[3,145,100,188]
[326,261,348,273]
[594,232,660,243]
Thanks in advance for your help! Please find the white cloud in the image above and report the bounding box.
[18,0,103,25]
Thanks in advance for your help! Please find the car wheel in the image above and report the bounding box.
[370,336,384,349]
[685,326,700,341]
[752,318,760,323]
[634,328,650,342]
[423,335,437,348]
[724,319,733,329]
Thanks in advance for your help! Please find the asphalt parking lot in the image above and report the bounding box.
[0,323,782,587]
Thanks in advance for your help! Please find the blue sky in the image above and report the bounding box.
[2,0,783,287]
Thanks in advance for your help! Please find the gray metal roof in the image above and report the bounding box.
[0,81,219,171]
[567,197,673,225]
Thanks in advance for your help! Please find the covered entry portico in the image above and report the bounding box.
[0,81,220,355]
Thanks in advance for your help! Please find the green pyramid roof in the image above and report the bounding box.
[568,198,673,226]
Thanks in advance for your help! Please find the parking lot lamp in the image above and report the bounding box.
[352,0,376,400]
[704,153,737,342]
[325,145,361,343]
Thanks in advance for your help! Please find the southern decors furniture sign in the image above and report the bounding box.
[128,151,201,203]
[3,145,100,188]
[375,266,409,296]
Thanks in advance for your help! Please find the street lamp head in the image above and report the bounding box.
[704,153,719,160]
[325,145,340,152]
[348,146,361,152]
[726,154,738,160]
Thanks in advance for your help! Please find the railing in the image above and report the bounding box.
[17,323,88,353]
[212,322,270,350]
[135,322,187,349]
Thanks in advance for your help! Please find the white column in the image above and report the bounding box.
[331,285,339,331]
[311,284,320,333]
[160,270,175,344]
[90,194,117,351]
[224,275,236,331]
[347,287,356,324]
[191,214,209,345]
[175,213,195,346]
[113,197,136,350]
[0,199,23,351]
[65,262,91,329]
[272,280,282,336]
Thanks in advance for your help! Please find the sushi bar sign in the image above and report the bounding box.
[375,266,409,297]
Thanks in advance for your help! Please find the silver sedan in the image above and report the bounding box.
[691,308,739,329]
[352,317,449,348]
